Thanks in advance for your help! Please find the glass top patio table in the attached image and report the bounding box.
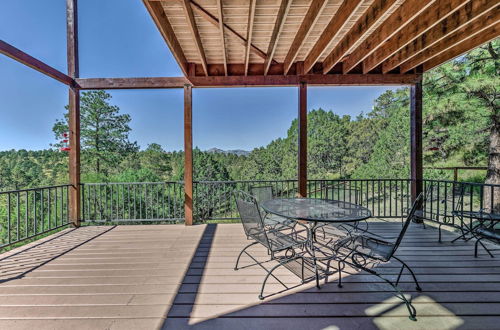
[260,198,371,223]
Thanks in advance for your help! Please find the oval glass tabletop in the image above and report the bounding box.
[260,198,371,223]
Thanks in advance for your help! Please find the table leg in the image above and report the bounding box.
[307,222,321,289]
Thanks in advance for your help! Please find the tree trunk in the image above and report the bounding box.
[484,120,500,212]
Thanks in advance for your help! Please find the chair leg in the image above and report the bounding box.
[337,260,345,288]
[234,241,259,270]
[475,237,481,257]
[350,258,418,321]
[258,257,299,300]
[393,256,422,292]
[378,274,418,321]
[438,224,442,243]
[475,237,494,258]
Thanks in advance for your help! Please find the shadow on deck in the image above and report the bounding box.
[0,220,498,329]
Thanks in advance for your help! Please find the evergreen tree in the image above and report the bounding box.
[53,91,138,176]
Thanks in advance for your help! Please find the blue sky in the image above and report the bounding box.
[0,0,397,151]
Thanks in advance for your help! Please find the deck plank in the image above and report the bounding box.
[0,221,499,329]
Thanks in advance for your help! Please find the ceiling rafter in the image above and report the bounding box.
[341,0,436,74]
[143,0,188,76]
[422,23,499,71]
[303,0,365,74]
[400,11,500,73]
[244,0,257,76]
[283,0,329,75]
[216,0,228,76]
[168,0,273,63]
[263,0,292,76]
[181,0,208,76]
[381,0,499,73]
[320,0,400,74]
[362,0,469,74]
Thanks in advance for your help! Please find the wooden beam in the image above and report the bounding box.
[184,84,194,226]
[362,0,467,74]
[176,0,271,62]
[320,0,399,74]
[143,0,189,76]
[298,82,307,197]
[67,0,81,228]
[216,0,227,76]
[422,24,500,71]
[410,81,423,208]
[75,77,188,89]
[400,11,500,73]
[188,73,421,87]
[0,40,73,85]
[181,0,208,76]
[74,74,420,90]
[283,0,328,75]
[263,0,292,76]
[342,0,435,74]
[304,0,365,74]
[244,0,257,76]
[382,0,499,73]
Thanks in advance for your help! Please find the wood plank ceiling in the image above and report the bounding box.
[144,0,500,77]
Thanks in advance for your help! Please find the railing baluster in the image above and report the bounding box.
[33,190,37,234]
[25,191,29,238]
[8,193,11,245]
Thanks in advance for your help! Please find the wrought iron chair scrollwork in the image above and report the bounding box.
[328,193,424,321]
[233,190,309,299]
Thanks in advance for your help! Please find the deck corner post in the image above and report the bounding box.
[67,0,81,227]
[184,84,194,225]
[410,80,423,221]
[298,81,308,197]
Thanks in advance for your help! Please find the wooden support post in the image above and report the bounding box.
[298,82,308,197]
[68,88,81,227]
[184,84,194,225]
[67,0,81,227]
[410,81,423,220]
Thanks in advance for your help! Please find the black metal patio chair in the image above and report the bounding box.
[413,184,467,242]
[474,222,499,258]
[328,193,424,321]
[233,190,311,299]
[250,185,295,230]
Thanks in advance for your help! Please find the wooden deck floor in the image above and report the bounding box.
[0,221,498,329]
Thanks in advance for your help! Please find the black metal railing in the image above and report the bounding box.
[192,179,412,221]
[307,179,412,218]
[81,182,184,222]
[193,180,299,220]
[0,185,71,249]
[4,179,500,244]
[421,179,500,228]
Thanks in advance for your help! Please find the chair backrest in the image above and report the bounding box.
[234,190,270,247]
[391,192,424,256]
[250,186,274,203]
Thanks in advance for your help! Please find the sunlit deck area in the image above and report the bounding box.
[0,221,498,330]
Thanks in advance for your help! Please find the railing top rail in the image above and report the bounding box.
[423,179,500,188]
[0,184,72,195]
[307,178,411,182]
[82,181,184,186]
[193,179,298,184]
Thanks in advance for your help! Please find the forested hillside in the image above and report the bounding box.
[0,40,497,191]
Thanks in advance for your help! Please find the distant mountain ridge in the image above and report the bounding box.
[206,148,250,156]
